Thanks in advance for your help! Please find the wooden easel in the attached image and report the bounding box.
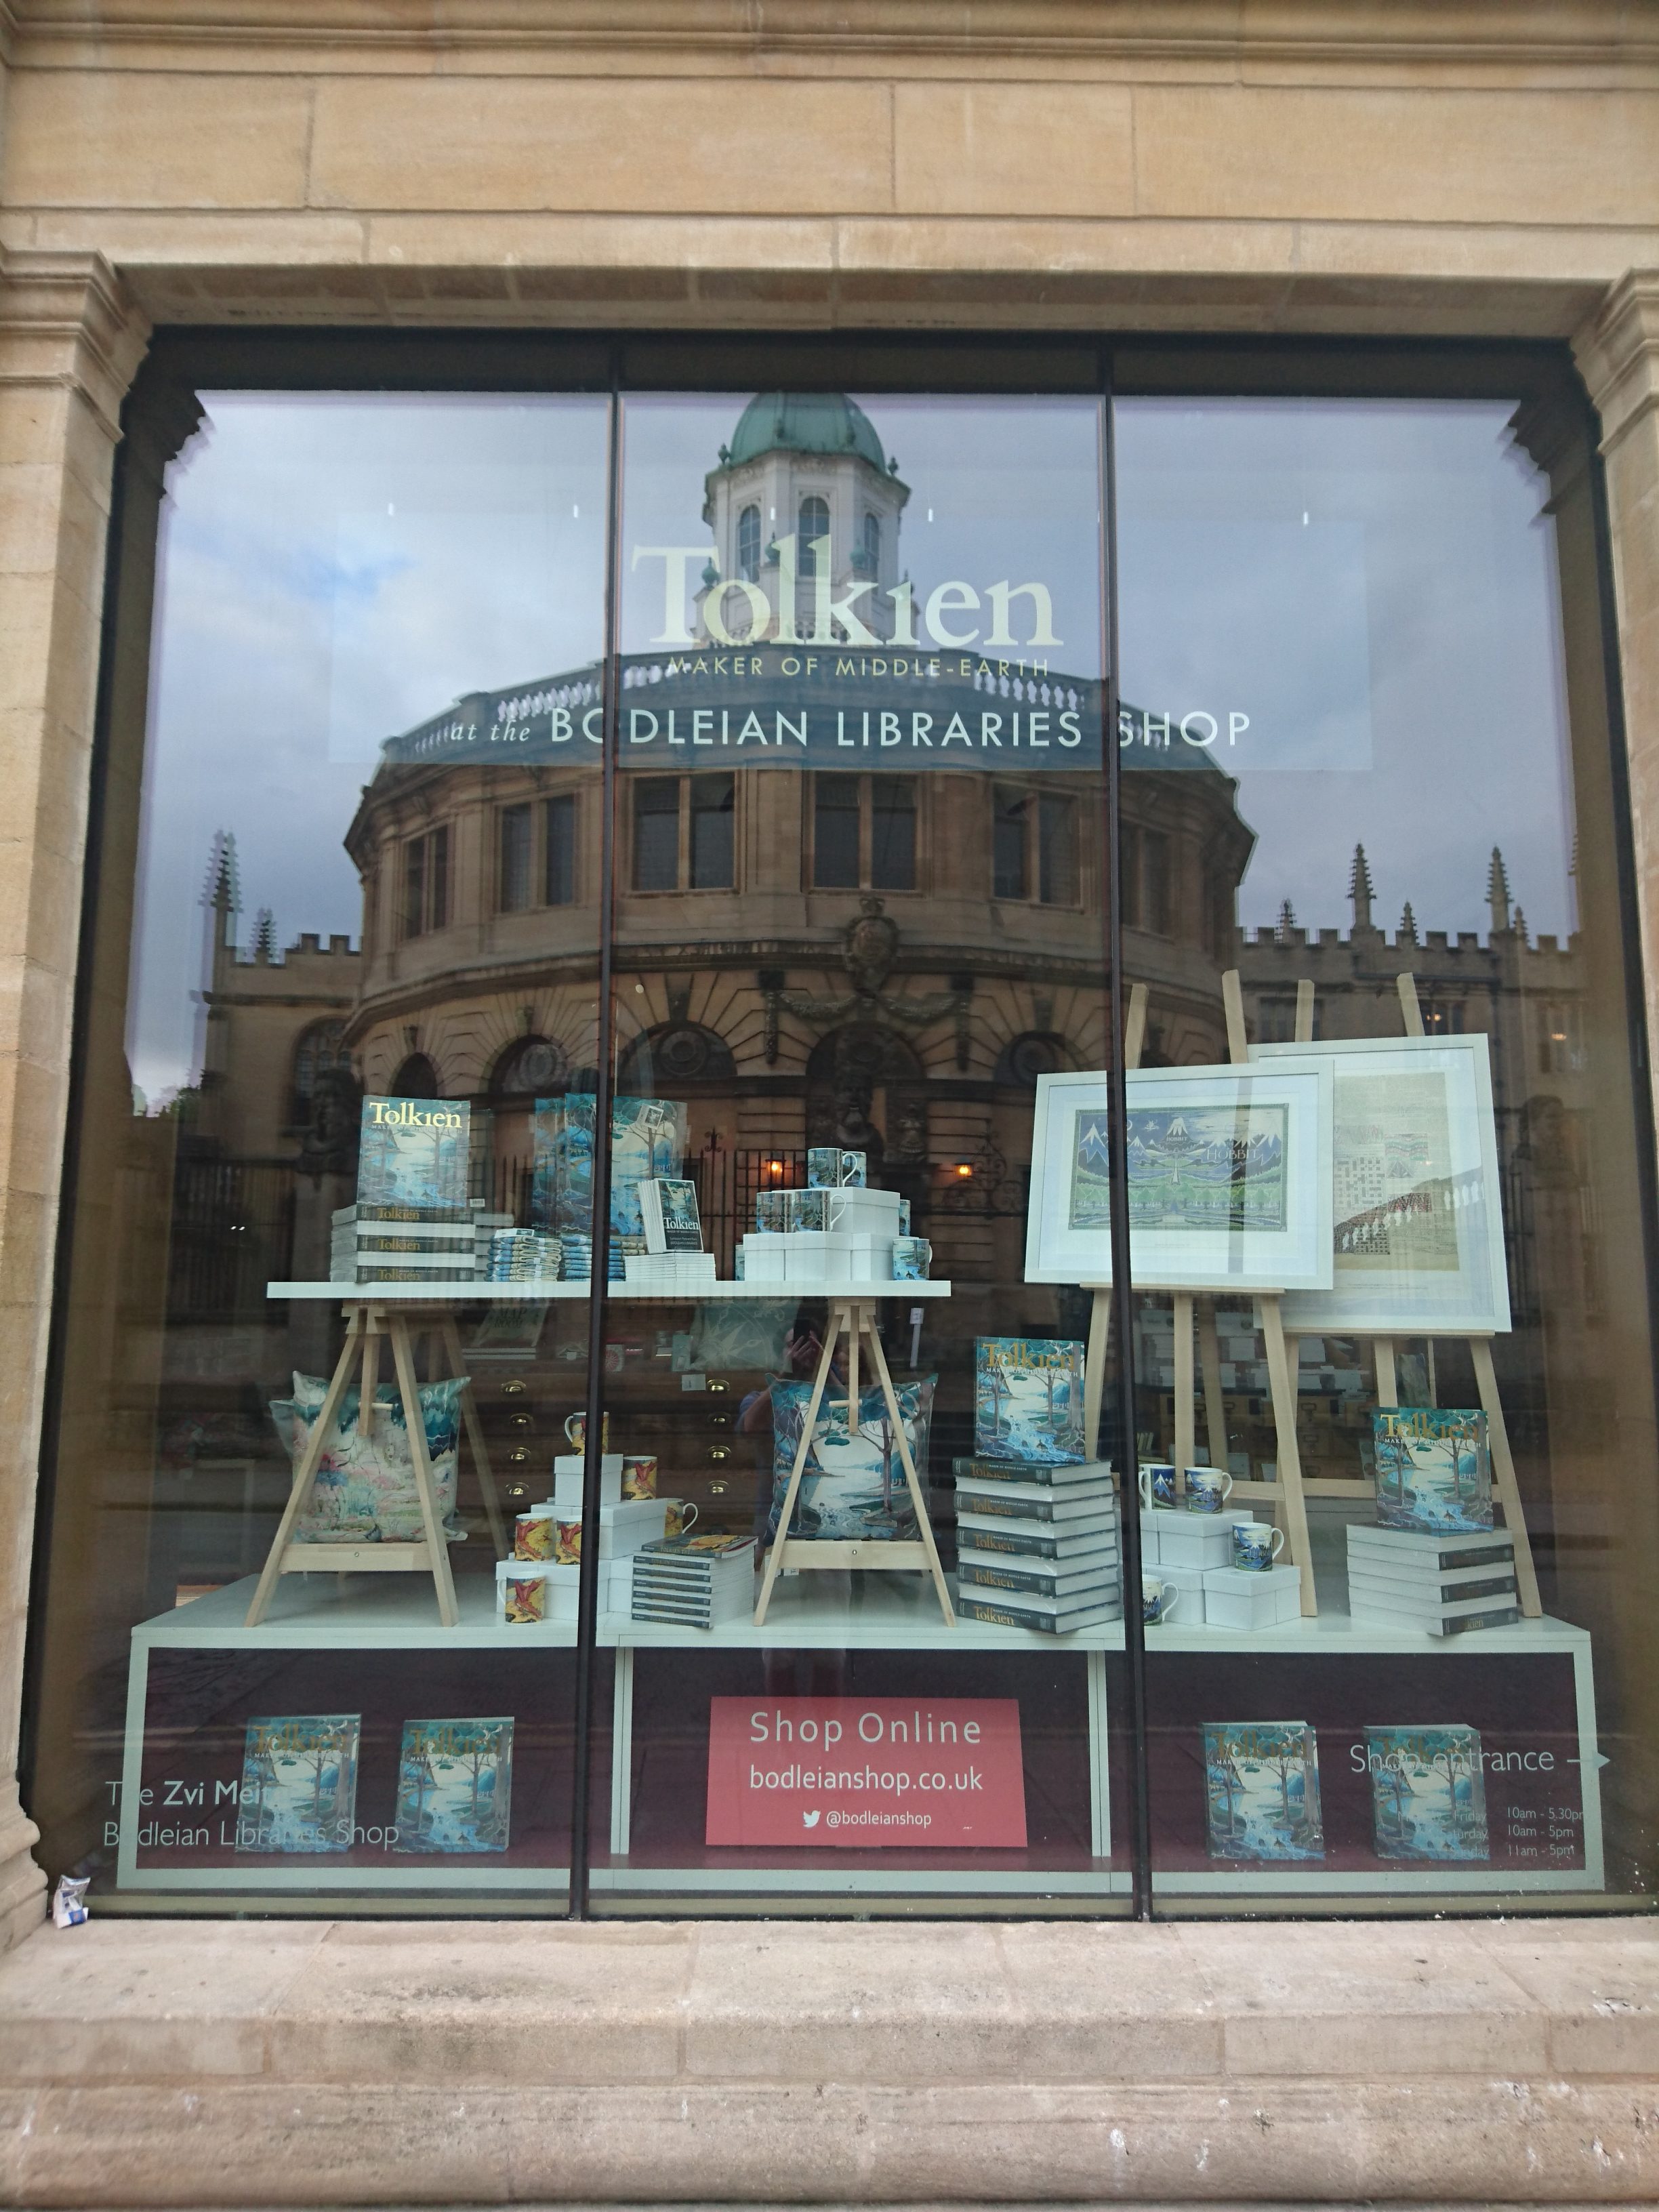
[754,1294,954,1626]
[246,1298,507,1628]
[1081,978,1318,1613]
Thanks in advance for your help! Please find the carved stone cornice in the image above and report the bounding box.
[1572,272,1659,461]
[8,0,1659,70]
[0,248,151,443]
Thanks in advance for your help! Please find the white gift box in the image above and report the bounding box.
[1200,1563,1303,1630]
[784,1230,853,1283]
[825,1188,903,1236]
[1139,1510,1170,1564]
[737,1232,788,1282]
[847,1233,897,1282]
[540,1495,669,1554]
[1155,1517,1236,1573]
[552,1452,623,1506]
[1153,1561,1208,1623]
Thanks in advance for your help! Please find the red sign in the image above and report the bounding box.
[705,1696,1027,1848]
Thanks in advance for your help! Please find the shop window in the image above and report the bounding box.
[813,776,915,892]
[35,356,1658,1931]
[401,825,449,939]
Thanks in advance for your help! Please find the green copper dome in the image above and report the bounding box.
[720,392,892,475]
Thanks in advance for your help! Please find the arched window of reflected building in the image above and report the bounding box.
[798,494,830,579]
[737,504,761,583]
[291,1020,350,1126]
[390,1052,440,1098]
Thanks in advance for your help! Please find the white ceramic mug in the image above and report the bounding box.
[1231,1520,1286,1572]
[1141,1574,1179,1624]
[1184,1467,1234,1514]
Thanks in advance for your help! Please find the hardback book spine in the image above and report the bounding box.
[952,1456,1111,1489]
[954,1487,1103,1522]
[958,1557,1120,1598]
[955,1515,1119,1557]
[957,1593,1121,1633]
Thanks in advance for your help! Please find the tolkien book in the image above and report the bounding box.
[1366,1725,1490,1862]
[236,1715,361,1856]
[1372,1406,1494,1534]
[956,1589,1122,1634]
[1203,1721,1325,1862]
[954,1511,1120,1558]
[356,1097,470,1214]
[974,1338,1087,1463]
[639,1176,703,1254]
[953,1479,1109,1523]
[393,1719,514,1855]
[957,1553,1120,1599]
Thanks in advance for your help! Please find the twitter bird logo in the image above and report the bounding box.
[802,1809,821,1829]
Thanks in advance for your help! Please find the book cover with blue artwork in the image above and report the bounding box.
[533,1093,685,1236]
[1372,1406,1492,1533]
[393,1718,513,1855]
[974,1338,1086,1464]
[356,1098,470,1214]
[1366,1725,1490,1861]
[768,1376,935,1542]
[1203,1721,1325,1862]
[236,1715,361,1855]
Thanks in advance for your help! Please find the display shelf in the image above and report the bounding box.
[267,1279,954,1301]
[136,1572,575,1650]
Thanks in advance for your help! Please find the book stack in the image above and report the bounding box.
[952,1339,1118,1633]
[631,1533,756,1628]
[1346,1524,1520,1635]
[330,1204,510,1285]
[953,1459,1122,1633]
[487,1228,562,1283]
[623,1250,718,1289]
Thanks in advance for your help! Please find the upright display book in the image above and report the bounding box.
[640,1177,703,1254]
[1203,1721,1325,1862]
[1373,1407,1493,1533]
[393,1719,513,1855]
[533,1093,685,1238]
[236,1715,361,1855]
[356,1098,469,1214]
[974,1338,1087,1463]
[1366,1725,1490,1861]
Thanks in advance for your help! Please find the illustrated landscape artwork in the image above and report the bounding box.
[1331,1071,1460,1279]
[1070,1105,1290,1236]
[1203,1720,1326,1862]
[235,1715,361,1855]
[1366,1725,1490,1862]
[393,1718,513,1855]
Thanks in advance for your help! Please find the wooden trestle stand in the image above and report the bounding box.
[754,1294,955,1626]
[246,1298,507,1629]
[1086,970,1542,1621]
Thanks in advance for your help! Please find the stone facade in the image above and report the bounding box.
[0,4,1654,2192]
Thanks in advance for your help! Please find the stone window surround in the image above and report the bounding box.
[0,262,1656,1954]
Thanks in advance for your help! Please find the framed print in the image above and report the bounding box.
[1025,1065,1334,1290]
[1250,1033,1511,1335]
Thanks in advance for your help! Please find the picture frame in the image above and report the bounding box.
[1249,1033,1511,1334]
[1024,1064,1334,1290]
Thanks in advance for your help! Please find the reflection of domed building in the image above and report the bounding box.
[198,394,1254,1284]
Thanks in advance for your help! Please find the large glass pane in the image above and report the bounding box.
[30,390,610,1911]
[1115,392,1656,1909]
[590,390,1130,1914]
